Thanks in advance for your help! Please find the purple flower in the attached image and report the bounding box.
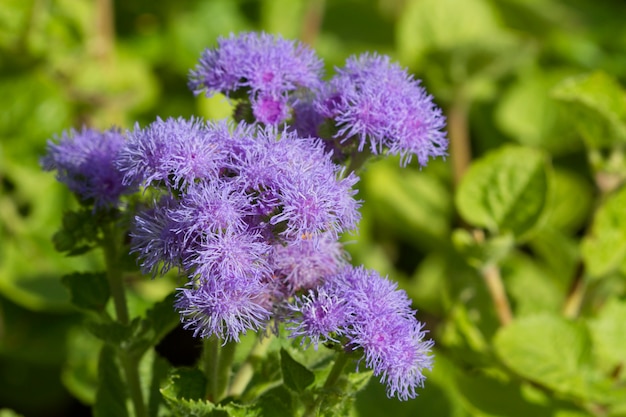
[117,117,228,189]
[189,32,324,125]
[41,127,130,207]
[316,53,448,166]
[270,233,348,293]
[185,230,272,283]
[231,126,361,239]
[288,265,434,400]
[130,196,185,276]
[169,180,253,242]
[287,285,350,349]
[175,275,272,342]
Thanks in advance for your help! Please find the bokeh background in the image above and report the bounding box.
[1,0,626,415]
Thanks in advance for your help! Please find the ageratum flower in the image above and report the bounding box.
[270,232,348,294]
[131,196,186,276]
[117,117,232,189]
[41,127,130,208]
[232,126,361,240]
[188,32,324,125]
[317,53,448,167]
[175,274,272,342]
[288,265,434,400]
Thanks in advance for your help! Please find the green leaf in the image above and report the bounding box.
[255,385,295,417]
[581,186,626,278]
[541,168,594,233]
[61,327,103,404]
[503,253,565,317]
[456,145,548,238]
[161,368,207,403]
[495,69,581,154]
[493,314,593,399]
[397,0,509,65]
[587,298,626,373]
[61,272,110,312]
[140,350,171,417]
[94,345,130,417]
[280,348,315,393]
[552,71,626,148]
[456,369,554,417]
[363,158,453,250]
[88,319,139,346]
[128,292,180,358]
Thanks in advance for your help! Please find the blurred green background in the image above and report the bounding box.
[1,0,626,415]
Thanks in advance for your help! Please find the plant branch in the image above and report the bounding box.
[562,262,586,319]
[228,333,273,398]
[102,224,147,417]
[449,93,471,185]
[300,0,325,46]
[481,263,513,326]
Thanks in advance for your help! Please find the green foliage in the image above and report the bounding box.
[4,0,626,416]
[455,145,548,239]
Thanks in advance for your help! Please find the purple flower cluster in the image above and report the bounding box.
[43,31,440,401]
[315,53,448,166]
[116,116,360,342]
[189,33,447,168]
[189,32,324,125]
[41,127,132,208]
[289,266,434,400]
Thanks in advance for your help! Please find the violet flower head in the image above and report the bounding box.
[185,230,272,283]
[175,275,272,342]
[317,53,448,166]
[270,233,348,294]
[289,265,434,400]
[117,117,227,189]
[287,285,350,349]
[130,196,185,276]
[41,127,130,207]
[189,32,324,125]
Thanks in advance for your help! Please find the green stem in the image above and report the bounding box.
[449,92,471,186]
[482,263,513,326]
[102,224,147,417]
[102,224,129,325]
[217,341,237,401]
[203,336,220,402]
[303,351,350,417]
[228,333,274,397]
[121,352,148,417]
[202,337,237,403]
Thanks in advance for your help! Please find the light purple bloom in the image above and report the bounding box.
[117,117,228,189]
[287,285,350,349]
[288,265,434,400]
[189,32,324,125]
[41,127,130,207]
[130,197,185,276]
[175,275,272,342]
[270,233,347,293]
[317,53,448,166]
[169,180,253,241]
[185,230,272,283]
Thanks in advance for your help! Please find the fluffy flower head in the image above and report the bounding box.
[41,127,130,207]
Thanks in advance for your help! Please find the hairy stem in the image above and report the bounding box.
[203,336,220,402]
[482,263,513,326]
[228,333,273,397]
[102,224,129,325]
[102,225,147,417]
